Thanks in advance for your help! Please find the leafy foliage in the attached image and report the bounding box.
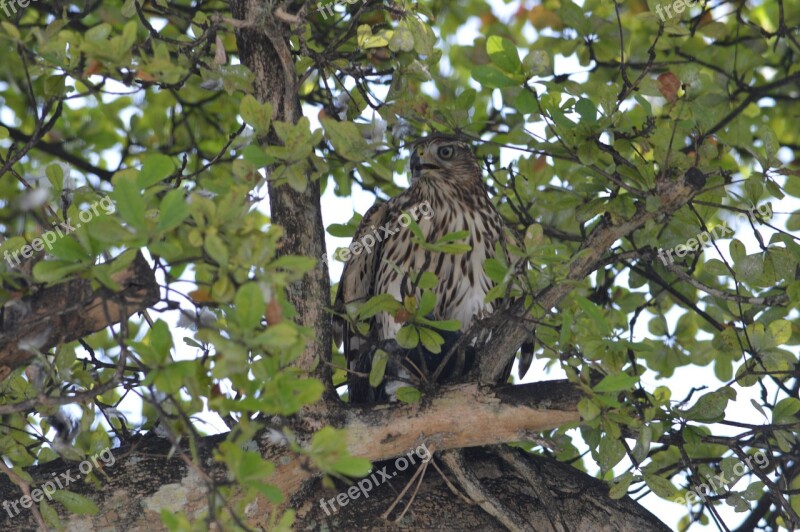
[0,0,798,530]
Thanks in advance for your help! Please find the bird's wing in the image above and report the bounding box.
[333,201,392,362]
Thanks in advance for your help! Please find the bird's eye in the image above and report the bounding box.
[438,145,455,159]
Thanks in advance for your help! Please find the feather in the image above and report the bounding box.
[335,135,532,402]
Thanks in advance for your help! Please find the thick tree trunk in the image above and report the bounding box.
[229,0,332,392]
[301,447,670,531]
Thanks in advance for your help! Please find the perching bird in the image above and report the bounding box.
[334,134,532,402]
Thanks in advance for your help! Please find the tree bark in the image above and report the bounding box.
[229,0,332,391]
[300,447,671,531]
[0,252,158,384]
[0,381,667,531]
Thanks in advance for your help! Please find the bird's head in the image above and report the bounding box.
[409,134,481,185]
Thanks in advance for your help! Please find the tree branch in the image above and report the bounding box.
[0,252,159,384]
[0,380,582,530]
[0,122,115,182]
[478,172,706,384]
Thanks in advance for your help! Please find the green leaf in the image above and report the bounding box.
[750,399,767,419]
[85,23,112,42]
[406,16,435,55]
[160,509,192,529]
[729,239,746,262]
[156,189,190,233]
[326,223,356,238]
[149,319,174,359]
[236,451,275,485]
[239,94,273,134]
[48,236,90,262]
[121,0,137,17]
[773,397,800,425]
[204,233,229,265]
[578,398,601,421]
[150,361,196,394]
[1,21,21,40]
[51,490,99,515]
[560,310,573,347]
[484,258,508,283]
[472,66,520,89]
[396,325,419,348]
[758,124,779,163]
[576,296,612,336]
[241,145,273,167]
[418,327,444,354]
[632,426,652,464]
[369,349,388,388]
[32,260,86,283]
[726,493,750,512]
[608,472,634,499]
[577,142,600,165]
[111,174,146,230]
[138,154,175,189]
[420,318,461,332]
[643,472,679,499]
[521,50,550,76]
[575,98,597,122]
[594,373,639,392]
[331,456,372,477]
[417,291,436,316]
[86,216,134,243]
[39,500,62,529]
[259,322,301,349]
[44,76,67,98]
[359,294,401,319]
[765,319,792,347]
[356,24,390,49]
[388,27,415,52]
[597,436,625,474]
[235,283,265,330]
[486,35,521,73]
[321,118,370,161]
[681,387,736,422]
[395,386,421,403]
[414,271,438,289]
[516,90,537,114]
[270,256,318,273]
[743,481,765,501]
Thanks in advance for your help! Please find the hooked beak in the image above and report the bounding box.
[410,146,440,180]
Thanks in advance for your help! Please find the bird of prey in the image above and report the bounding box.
[334,134,532,402]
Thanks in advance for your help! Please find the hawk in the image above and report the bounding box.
[334,134,531,402]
